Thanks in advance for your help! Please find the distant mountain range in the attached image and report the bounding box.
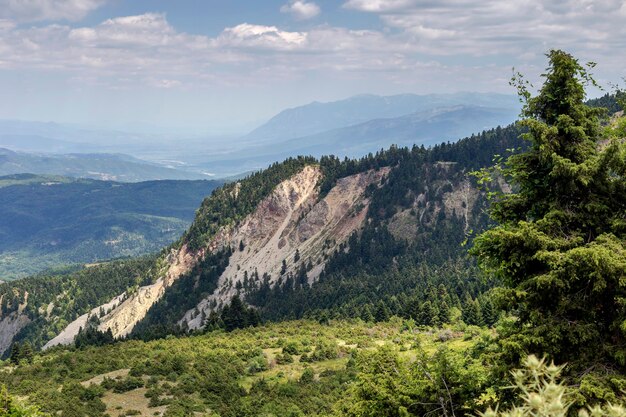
[193,100,520,175]
[243,92,519,143]
[0,92,520,178]
[0,174,222,279]
[0,148,211,182]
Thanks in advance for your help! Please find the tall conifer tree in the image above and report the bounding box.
[472,50,626,369]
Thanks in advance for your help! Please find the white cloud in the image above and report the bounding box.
[150,78,182,89]
[343,0,626,61]
[0,0,107,22]
[216,23,307,50]
[343,0,413,12]
[0,4,624,95]
[280,1,321,20]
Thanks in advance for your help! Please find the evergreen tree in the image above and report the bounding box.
[472,50,626,369]
[221,295,248,331]
[480,298,497,327]
[462,299,483,327]
[418,301,437,326]
[360,305,374,323]
[9,342,20,365]
[318,311,330,325]
[374,300,391,322]
[438,301,451,324]
[19,342,34,364]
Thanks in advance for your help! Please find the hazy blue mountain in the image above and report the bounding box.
[243,92,519,143]
[0,148,212,182]
[276,104,519,156]
[192,104,519,176]
[0,174,222,279]
[0,134,83,153]
[0,93,521,179]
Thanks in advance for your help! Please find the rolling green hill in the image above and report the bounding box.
[0,175,222,279]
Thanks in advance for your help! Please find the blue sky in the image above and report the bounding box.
[0,0,624,134]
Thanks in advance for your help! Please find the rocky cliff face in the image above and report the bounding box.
[44,242,201,348]
[44,165,388,343]
[0,293,30,354]
[180,166,388,330]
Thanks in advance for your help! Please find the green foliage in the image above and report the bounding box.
[471,50,626,373]
[336,344,492,416]
[74,327,114,349]
[479,355,626,417]
[102,376,144,393]
[0,386,47,417]
[0,320,436,417]
[219,295,261,332]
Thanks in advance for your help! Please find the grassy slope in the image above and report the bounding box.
[0,319,489,417]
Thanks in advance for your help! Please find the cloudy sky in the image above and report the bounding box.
[0,0,624,133]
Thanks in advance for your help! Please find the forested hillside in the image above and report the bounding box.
[0,118,523,353]
[0,176,221,279]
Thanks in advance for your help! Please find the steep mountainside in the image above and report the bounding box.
[0,175,222,279]
[0,122,524,354]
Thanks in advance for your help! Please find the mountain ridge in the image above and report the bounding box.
[244,92,519,142]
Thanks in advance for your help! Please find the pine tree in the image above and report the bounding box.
[481,298,497,327]
[361,305,375,323]
[221,295,248,331]
[418,301,437,326]
[438,301,451,324]
[19,341,33,364]
[472,50,626,369]
[374,300,391,322]
[9,342,20,365]
[462,298,483,326]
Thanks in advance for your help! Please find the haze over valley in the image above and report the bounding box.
[1,92,520,178]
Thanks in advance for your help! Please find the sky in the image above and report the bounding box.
[0,0,624,134]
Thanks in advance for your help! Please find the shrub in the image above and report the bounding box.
[478,355,626,417]
[299,367,315,384]
[275,352,294,365]
[283,342,300,355]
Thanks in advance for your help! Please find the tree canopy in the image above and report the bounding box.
[471,50,626,371]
